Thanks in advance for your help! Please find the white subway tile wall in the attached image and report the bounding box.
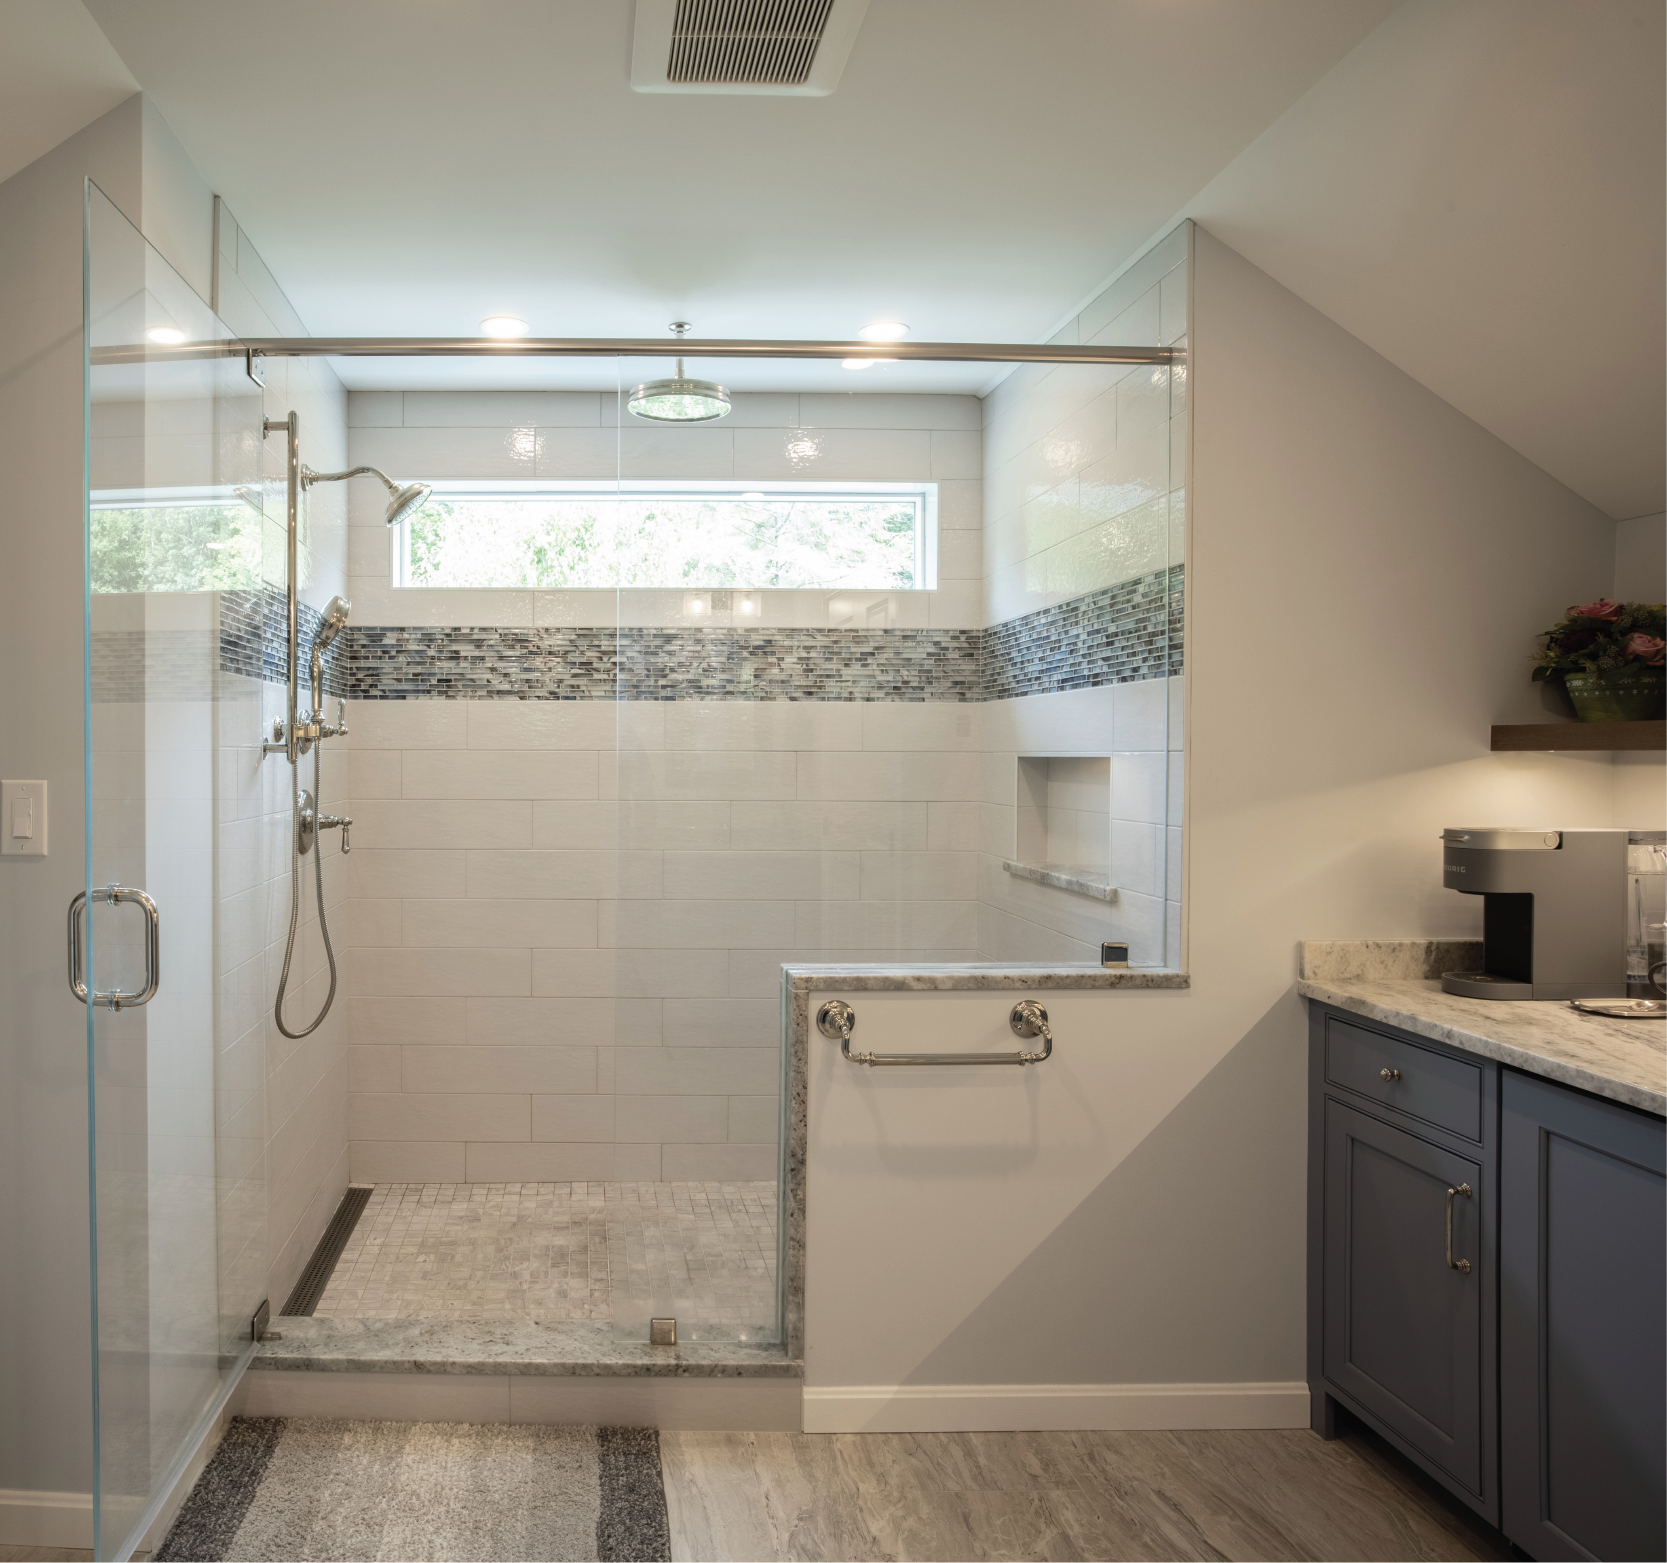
[981,225,1186,629]
[975,225,1187,967]
[342,697,984,1181]
[214,203,354,1311]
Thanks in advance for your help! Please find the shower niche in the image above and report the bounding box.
[1005,754,1116,902]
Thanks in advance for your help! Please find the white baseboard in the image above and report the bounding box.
[0,1487,93,1551]
[802,1380,1312,1433]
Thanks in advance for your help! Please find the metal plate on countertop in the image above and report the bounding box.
[1567,998,1667,1018]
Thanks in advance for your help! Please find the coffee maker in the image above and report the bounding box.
[1440,828,1628,1000]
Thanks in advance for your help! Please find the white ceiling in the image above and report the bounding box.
[77,0,1396,389]
[0,0,136,187]
[1169,0,1665,521]
[9,2,1661,518]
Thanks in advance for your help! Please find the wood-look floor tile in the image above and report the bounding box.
[662,1431,779,1563]
[660,1426,1511,1563]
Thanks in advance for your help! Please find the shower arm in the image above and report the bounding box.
[304,463,401,495]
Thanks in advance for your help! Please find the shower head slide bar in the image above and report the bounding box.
[815,998,1053,1066]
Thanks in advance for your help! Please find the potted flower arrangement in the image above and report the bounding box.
[1533,599,1666,721]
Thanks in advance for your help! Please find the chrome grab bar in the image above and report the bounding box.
[817,998,1053,1067]
[67,884,160,1010]
[1445,1182,1473,1274]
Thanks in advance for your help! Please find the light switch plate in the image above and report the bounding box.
[2,780,47,856]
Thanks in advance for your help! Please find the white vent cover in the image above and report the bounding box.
[631,0,870,95]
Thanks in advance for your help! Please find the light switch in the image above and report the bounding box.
[1,780,47,856]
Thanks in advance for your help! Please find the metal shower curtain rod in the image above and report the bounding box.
[90,337,1175,367]
[237,337,1175,364]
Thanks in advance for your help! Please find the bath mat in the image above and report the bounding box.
[154,1417,672,1562]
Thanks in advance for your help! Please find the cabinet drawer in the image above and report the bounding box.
[1325,1018,1483,1141]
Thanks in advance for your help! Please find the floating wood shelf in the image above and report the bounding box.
[1490,719,1665,752]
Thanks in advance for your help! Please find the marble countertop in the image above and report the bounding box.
[1298,976,1665,1116]
[784,963,1189,992]
[252,1317,801,1377]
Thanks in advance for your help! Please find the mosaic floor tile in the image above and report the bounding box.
[314,1181,779,1340]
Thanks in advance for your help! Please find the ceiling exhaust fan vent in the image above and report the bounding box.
[631,0,869,95]
[670,0,832,86]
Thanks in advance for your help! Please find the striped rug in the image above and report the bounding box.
[154,1417,672,1562]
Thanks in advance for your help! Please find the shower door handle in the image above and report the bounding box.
[68,885,161,1010]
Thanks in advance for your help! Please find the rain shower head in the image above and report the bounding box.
[302,464,432,527]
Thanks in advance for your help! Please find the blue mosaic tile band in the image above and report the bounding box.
[982,564,1183,700]
[213,565,1182,702]
[221,586,346,697]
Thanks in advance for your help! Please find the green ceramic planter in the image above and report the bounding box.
[1563,665,1667,722]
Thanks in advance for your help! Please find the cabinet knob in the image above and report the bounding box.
[1380,1067,1401,1082]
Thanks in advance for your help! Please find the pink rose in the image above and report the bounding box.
[1569,598,1622,620]
[1622,632,1665,665]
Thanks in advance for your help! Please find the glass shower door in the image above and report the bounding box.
[83,181,268,1559]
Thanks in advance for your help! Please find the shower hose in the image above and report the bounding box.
[274,736,339,1039]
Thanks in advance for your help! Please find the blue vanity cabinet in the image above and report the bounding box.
[1499,1070,1665,1563]
[1308,1007,1499,1524]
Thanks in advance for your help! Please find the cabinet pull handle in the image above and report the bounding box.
[1380,1067,1401,1082]
[1445,1183,1473,1273]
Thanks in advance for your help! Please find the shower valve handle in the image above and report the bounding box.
[318,812,353,854]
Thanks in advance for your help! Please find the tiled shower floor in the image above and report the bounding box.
[313,1181,779,1339]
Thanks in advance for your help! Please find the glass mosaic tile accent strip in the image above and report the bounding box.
[209,565,1183,702]
[220,586,344,694]
[982,564,1185,700]
[314,1181,779,1338]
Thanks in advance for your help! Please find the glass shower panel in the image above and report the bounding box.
[84,182,266,1558]
[601,342,1182,1342]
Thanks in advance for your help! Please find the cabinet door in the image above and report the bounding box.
[1501,1072,1665,1562]
[1323,1099,1488,1499]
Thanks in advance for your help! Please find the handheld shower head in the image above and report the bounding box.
[313,595,351,655]
[308,596,351,714]
[384,481,431,528]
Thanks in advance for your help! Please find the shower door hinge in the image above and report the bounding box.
[246,350,266,388]
[251,1298,278,1343]
[650,1317,677,1346]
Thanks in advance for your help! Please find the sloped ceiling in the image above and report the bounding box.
[1167,0,1665,520]
[0,0,137,186]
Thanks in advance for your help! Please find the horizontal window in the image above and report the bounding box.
[397,481,936,591]
[90,485,261,594]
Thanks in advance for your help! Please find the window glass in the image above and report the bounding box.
[399,482,934,591]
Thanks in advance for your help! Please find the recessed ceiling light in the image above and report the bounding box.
[147,326,186,344]
[480,315,529,338]
[857,321,909,341]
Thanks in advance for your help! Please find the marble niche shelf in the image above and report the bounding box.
[1001,860,1116,902]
